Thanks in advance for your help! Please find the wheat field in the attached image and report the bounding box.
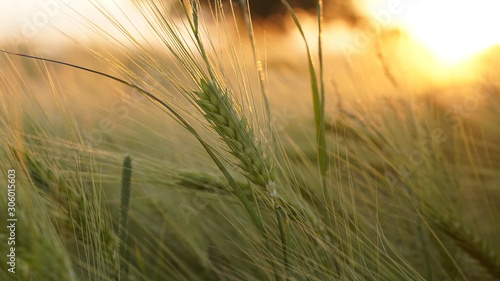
[0,1,500,280]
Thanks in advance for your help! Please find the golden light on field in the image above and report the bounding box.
[362,0,500,65]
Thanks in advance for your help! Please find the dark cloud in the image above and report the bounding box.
[204,0,363,25]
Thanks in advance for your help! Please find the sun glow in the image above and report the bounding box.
[363,0,500,65]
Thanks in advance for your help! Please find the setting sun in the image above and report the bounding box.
[362,0,500,64]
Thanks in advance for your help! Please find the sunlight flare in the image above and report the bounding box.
[362,0,500,64]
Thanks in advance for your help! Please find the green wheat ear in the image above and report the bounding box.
[437,214,500,279]
[119,154,133,281]
[195,78,276,194]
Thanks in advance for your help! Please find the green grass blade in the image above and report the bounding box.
[279,0,328,176]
